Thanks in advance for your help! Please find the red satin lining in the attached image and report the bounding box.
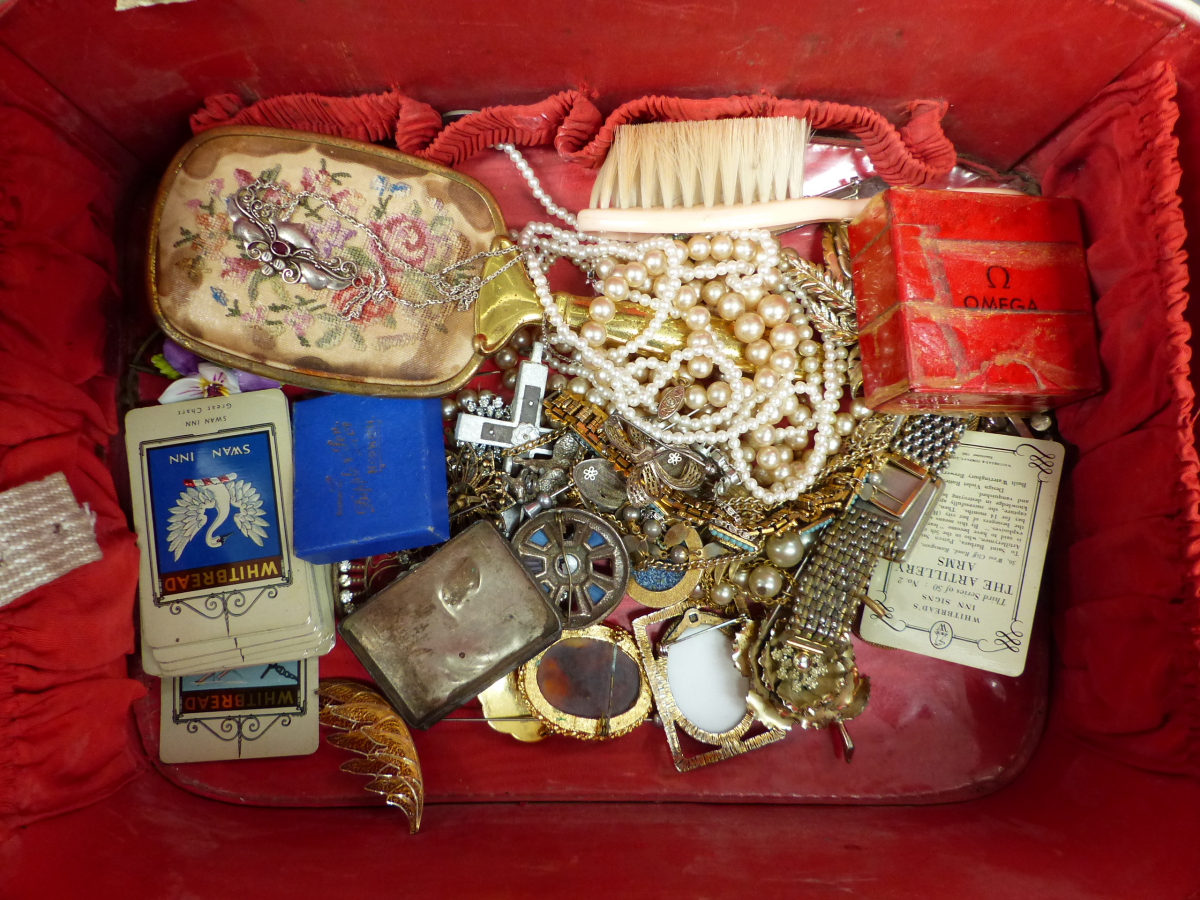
[1034,62,1200,775]
[0,106,147,837]
[190,88,957,186]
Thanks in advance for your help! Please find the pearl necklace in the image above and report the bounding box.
[499,146,867,505]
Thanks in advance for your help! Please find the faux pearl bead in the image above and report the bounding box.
[749,425,776,448]
[685,305,711,331]
[686,330,714,350]
[684,384,708,409]
[509,329,532,351]
[673,284,700,312]
[595,257,617,279]
[769,349,797,374]
[567,377,589,396]
[756,445,781,469]
[753,368,778,392]
[717,291,746,321]
[835,412,856,436]
[603,275,629,301]
[494,346,519,370]
[711,582,737,605]
[701,280,726,305]
[709,234,734,260]
[795,324,814,341]
[548,373,568,392]
[765,532,805,568]
[744,339,772,367]
[748,564,784,599]
[777,445,793,464]
[769,323,800,350]
[644,249,668,275]
[734,313,765,343]
[642,517,664,540]
[707,381,732,407]
[851,398,873,418]
[589,296,616,323]
[758,294,789,327]
[457,389,478,411]
[770,463,792,483]
[733,239,755,261]
[441,397,458,419]
[625,261,649,289]
[502,368,518,390]
[801,357,821,374]
[687,356,713,379]
[688,236,711,260]
[786,430,810,450]
[798,339,820,357]
[762,267,782,291]
[580,321,607,347]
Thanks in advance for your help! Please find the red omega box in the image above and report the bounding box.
[850,188,1102,413]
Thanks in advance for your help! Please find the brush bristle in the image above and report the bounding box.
[589,116,809,210]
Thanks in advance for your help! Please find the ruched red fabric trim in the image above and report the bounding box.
[190,88,957,186]
[1034,62,1200,775]
[0,106,147,837]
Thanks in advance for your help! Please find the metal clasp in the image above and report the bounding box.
[854,453,944,562]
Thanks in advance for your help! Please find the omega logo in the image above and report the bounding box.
[961,265,1039,310]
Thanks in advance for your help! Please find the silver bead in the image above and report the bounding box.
[1030,412,1053,432]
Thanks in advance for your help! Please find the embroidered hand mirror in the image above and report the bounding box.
[149,127,548,397]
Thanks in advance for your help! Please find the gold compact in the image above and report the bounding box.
[633,601,787,771]
[339,521,562,729]
[516,624,652,740]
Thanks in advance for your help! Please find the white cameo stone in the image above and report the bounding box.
[665,622,749,735]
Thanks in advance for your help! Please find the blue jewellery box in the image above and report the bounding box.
[292,394,450,564]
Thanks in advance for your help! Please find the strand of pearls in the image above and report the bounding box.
[517,225,861,504]
[498,145,865,505]
[495,143,578,228]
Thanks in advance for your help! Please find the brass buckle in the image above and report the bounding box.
[856,453,932,518]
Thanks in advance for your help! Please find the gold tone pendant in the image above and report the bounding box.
[633,601,788,772]
[516,624,652,740]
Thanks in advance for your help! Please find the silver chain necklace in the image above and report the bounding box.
[230,179,521,321]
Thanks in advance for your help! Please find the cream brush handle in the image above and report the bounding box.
[575,197,870,235]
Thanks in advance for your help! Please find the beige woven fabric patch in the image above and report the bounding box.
[0,472,101,608]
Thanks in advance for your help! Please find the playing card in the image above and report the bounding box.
[151,563,336,675]
[159,657,320,763]
[126,391,315,654]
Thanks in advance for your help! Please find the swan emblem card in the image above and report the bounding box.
[127,389,330,675]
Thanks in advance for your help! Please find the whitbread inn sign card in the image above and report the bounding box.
[859,430,1063,677]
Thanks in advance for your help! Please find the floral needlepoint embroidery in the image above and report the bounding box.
[155,339,280,404]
